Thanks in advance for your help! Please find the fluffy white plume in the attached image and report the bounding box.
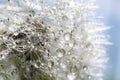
[0,0,110,80]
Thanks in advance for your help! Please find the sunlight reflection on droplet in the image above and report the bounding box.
[67,73,75,80]
[64,33,72,41]
[56,48,65,58]
[83,65,88,71]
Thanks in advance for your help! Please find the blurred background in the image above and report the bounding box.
[97,0,120,80]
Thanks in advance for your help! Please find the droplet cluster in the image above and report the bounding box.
[0,0,110,80]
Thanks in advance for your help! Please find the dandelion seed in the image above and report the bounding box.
[0,0,110,80]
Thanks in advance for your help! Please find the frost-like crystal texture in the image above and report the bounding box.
[0,0,110,80]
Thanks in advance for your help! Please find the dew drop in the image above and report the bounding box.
[72,57,76,61]
[67,73,75,80]
[49,32,55,38]
[80,58,83,62]
[59,30,63,35]
[62,15,68,20]
[29,10,35,17]
[48,61,54,68]
[56,48,65,58]
[64,33,72,41]
[60,63,67,71]
[68,40,75,48]
[67,51,71,55]
[70,65,77,73]
[88,75,91,79]
[83,65,88,71]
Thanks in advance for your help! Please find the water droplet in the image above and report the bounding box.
[83,65,88,71]
[60,63,67,70]
[59,30,63,35]
[67,73,75,80]
[80,44,84,48]
[70,65,77,73]
[49,32,55,38]
[68,40,75,48]
[88,75,91,79]
[72,57,76,61]
[48,61,54,68]
[64,33,72,41]
[80,58,83,62]
[62,15,68,20]
[52,6,57,10]
[67,51,71,55]
[56,48,65,58]
[29,10,35,17]
[66,59,70,63]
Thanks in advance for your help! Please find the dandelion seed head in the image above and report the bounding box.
[0,0,110,80]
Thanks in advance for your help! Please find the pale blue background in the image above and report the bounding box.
[97,0,120,80]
